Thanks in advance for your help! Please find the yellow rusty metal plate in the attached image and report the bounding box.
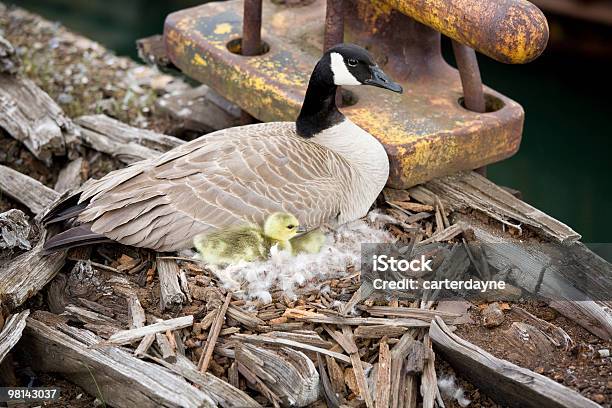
[164,0,524,189]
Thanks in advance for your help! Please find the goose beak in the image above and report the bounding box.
[365,65,403,94]
[296,225,307,233]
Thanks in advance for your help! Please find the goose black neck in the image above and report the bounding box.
[296,55,344,138]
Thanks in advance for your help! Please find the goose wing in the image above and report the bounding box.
[76,122,351,251]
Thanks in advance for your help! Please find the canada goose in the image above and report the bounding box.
[194,212,304,265]
[290,229,326,255]
[43,43,402,252]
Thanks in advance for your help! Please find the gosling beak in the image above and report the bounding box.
[296,225,307,233]
[365,65,403,94]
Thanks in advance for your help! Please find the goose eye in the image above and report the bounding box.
[287,225,295,229]
[347,58,358,67]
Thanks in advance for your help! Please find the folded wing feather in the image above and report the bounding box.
[75,123,349,251]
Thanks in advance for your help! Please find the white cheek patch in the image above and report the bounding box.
[330,52,361,86]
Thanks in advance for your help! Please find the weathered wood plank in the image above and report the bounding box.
[0,164,60,214]
[23,317,215,408]
[463,218,612,340]
[152,354,262,408]
[54,157,86,193]
[341,326,373,408]
[429,316,600,408]
[236,342,319,407]
[127,294,146,329]
[0,309,29,363]
[359,306,459,322]
[233,333,353,364]
[156,332,177,363]
[410,171,581,243]
[198,292,231,373]
[0,209,31,251]
[157,257,186,312]
[0,74,77,163]
[134,334,156,358]
[75,114,184,164]
[0,238,66,311]
[104,315,193,346]
[375,337,391,408]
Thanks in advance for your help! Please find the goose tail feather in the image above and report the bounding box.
[43,224,111,252]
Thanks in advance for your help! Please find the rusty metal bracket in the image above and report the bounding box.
[163,0,548,188]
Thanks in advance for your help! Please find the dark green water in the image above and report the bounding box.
[8,1,612,242]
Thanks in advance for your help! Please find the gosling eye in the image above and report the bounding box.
[287,225,295,230]
[347,58,358,67]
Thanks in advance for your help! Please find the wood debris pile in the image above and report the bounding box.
[0,5,610,408]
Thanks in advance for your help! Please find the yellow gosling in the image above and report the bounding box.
[291,229,326,255]
[193,212,303,265]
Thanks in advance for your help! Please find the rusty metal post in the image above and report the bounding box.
[240,0,262,123]
[452,40,487,176]
[242,0,263,56]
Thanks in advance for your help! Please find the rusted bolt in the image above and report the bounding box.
[452,41,486,114]
[452,41,487,176]
[242,0,263,56]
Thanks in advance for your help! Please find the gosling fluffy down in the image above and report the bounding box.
[194,212,306,265]
[290,229,326,255]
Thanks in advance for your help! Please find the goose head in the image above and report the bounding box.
[297,43,402,138]
[327,44,403,93]
[263,212,305,241]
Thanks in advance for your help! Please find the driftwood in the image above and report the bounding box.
[104,315,193,346]
[233,333,353,365]
[261,330,333,349]
[317,354,341,408]
[0,238,66,311]
[359,306,459,323]
[156,332,177,363]
[54,157,86,193]
[157,256,186,312]
[198,292,231,372]
[375,337,391,408]
[0,74,77,163]
[63,304,119,327]
[236,342,320,407]
[0,35,19,74]
[127,294,146,329]
[155,85,242,135]
[341,326,373,408]
[285,309,430,328]
[463,218,612,340]
[135,334,156,358]
[429,316,600,408]
[75,114,184,164]
[354,325,408,339]
[153,354,262,408]
[420,334,439,408]
[23,316,215,408]
[389,331,418,408]
[0,209,31,251]
[0,164,60,214]
[410,171,581,243]
[0,309,29,363]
